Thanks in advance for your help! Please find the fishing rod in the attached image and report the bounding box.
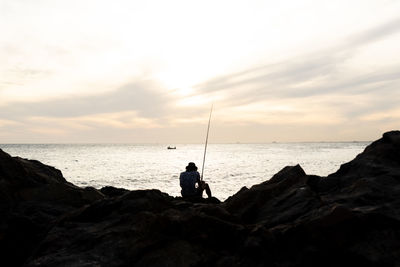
[201,104,213,181]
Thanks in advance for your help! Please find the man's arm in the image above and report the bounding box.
[196,172,202,187]
[179,173,184,187]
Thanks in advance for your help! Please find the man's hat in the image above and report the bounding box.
[186,162,198,171]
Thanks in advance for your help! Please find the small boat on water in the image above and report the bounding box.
[167,146,176,150]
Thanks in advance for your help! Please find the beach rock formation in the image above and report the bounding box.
[1,130,400,267]
[0,150,104,267]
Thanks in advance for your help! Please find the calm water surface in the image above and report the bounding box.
[0,143,369,200]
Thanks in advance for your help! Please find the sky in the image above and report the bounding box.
[0,0,399,143]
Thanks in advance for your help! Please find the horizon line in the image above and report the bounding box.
[0,140,373,145]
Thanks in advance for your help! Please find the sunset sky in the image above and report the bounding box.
[1,0,399,143]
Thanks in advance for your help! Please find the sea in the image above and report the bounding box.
[0,142,370,200]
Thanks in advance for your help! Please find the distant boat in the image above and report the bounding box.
[167,146,176,150]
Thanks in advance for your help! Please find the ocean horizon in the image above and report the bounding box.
[0,142,370,200]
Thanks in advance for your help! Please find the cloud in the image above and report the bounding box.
[190,16,400,122]
[0,66,52,91]
[348,16,400,46]
[29,111,163,130]
[0,79,172,120]
[359,107,400,121]
[0,119,20,127]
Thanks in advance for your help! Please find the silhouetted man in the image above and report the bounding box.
[179,162,212,198]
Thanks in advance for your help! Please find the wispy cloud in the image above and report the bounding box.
[0,80,172,120]
[191,16,400,121]
[348,16,400,46]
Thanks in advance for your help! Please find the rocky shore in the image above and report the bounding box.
[1,131,400,267]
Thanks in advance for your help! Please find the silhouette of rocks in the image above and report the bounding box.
[0,149,103,206]
[1,130,400,266]
[0,150,104,267]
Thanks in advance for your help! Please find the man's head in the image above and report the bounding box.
[186,162,198,172]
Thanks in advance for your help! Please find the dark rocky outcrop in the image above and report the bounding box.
[0,149,104,206]
[0,150,104,267]
[1,131,400,267]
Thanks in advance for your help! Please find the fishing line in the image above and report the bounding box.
[201,104,213,181]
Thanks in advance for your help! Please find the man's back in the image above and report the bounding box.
[179,171,200,197]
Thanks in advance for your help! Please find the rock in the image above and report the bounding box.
[268,164,307,184]
[100,186,129,197]
[2,131,400,266]
[0,149,104,267]
[224,164,321,226]
[324,130,400,186]
[25,190,242,267]
[0,149,104,206]
[318,131,400,221]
